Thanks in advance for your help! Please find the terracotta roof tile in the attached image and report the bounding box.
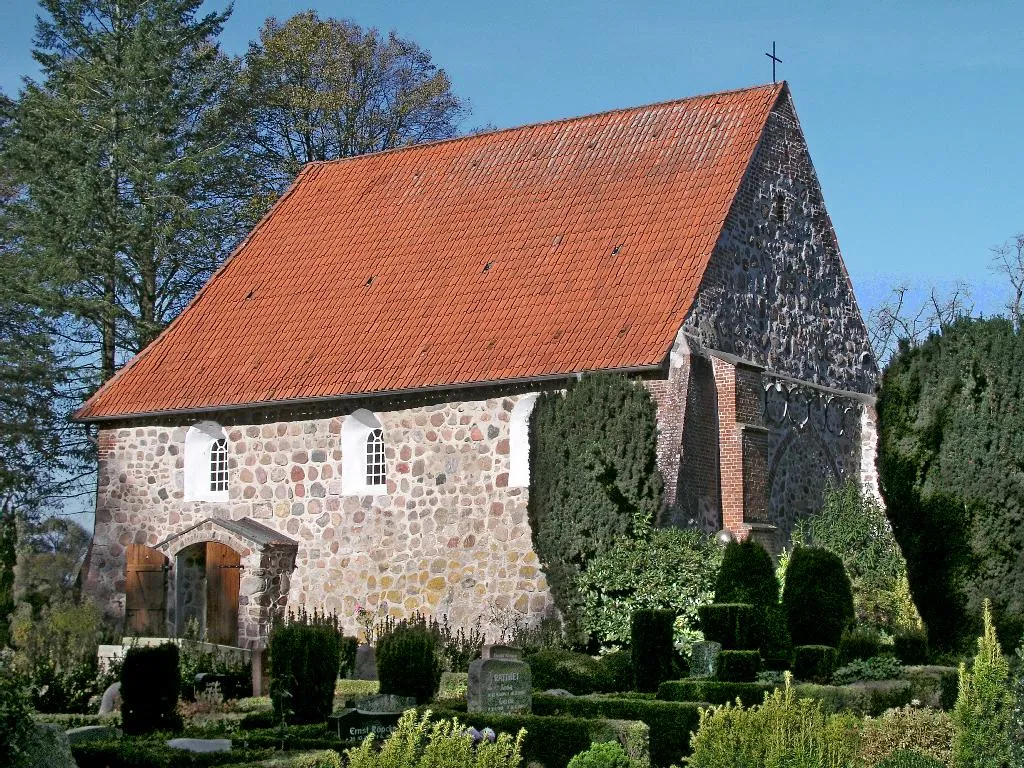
[76,83,784,420]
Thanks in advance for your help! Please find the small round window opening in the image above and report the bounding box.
[365,429,386,487]
[210,438,229,493]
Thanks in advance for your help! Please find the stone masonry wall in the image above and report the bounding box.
[684,90,878,395]
[86,391,557,641]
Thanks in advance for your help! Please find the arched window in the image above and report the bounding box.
[342,409,387,495]
[509,394,540,488]
[184,421,230,501]
[210,438,228,493]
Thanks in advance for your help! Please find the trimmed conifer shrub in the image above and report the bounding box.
[528,374,663,635]
[631,609,675,693]
[878,317,1024,651]
[269,622,342,723]
[714,539,778,607]
[792,645,838,684]
[376,621,442,704]
[716,650,761,682]
[698,603,755,650]
[892,627,929,665]
[952,599,1013,768]
[839,626,883,663]
[526,648,612,694]
[121,643,181,734]
[782,546,854,647]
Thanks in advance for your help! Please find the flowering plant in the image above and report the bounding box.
[355,603,375,644]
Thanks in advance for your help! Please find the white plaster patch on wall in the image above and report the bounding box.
[508,394,540,488]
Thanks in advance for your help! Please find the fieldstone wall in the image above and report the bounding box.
[85,391,556,642]
[764,379,866,551]
[684,90,877,395]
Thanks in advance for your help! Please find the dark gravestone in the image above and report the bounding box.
[467,645,531,714]
[352,644,378,680]
[329,693,415,742]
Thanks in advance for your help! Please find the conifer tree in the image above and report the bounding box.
[5,0,259,383]
[527,374,662,634]
[878,317,1024,650]
[952,599,1012,768]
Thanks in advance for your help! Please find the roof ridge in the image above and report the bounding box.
[309,81,785,170]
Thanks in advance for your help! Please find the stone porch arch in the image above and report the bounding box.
[155,518,298,647]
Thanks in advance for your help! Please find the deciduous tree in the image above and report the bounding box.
[235,10,468,194]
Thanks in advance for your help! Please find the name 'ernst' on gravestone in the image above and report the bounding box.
[467,645,531,714]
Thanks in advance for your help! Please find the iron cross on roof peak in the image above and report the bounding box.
[765,41,782,83]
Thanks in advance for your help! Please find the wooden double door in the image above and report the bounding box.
[125,541,240,645]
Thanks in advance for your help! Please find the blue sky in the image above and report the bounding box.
[1,0,1021,318]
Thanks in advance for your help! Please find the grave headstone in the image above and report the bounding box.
[689,640,722,679]
[353,644,378,680]
[467,644,531,714]
[329,692,416,742]
[98,681,121,714]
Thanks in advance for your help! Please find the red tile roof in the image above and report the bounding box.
[76,82,785,420]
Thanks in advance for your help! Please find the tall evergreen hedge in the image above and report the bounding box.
[878,317,1024,650]
[528,374,663,633]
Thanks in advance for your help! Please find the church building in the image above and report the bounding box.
[76,82,878,647]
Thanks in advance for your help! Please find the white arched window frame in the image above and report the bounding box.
[342,409,387,495]
[509,394,540,488]
[184,421,230,502]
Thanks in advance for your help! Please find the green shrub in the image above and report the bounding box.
[831,655,902,685]
[893,628,929,665]
[902,665,959,710]
[874,750,945,768]
[792,645,838,684]
[657,676,911,716]
[795,680,912,716]
[783,546,855,647]
[857,705,953,767]
[575,528,721,649]
[427,706,598,768]
[567,741,631,768]
[687,675,860,768]
[373,611,484,672]
[878,318,1024,651]
[657,678,773,707]
[631,609,674,693]
[532,692,702,766]
[376,621,441,705]
[697,603,755,650]
[759,604,793,670]
[952,599,1012,768]
[1013,644,1024,768]
[597,650,633,693]
[715,650,761,683]
[839,626,884,663]
[801,479,921,633]
[344,710,524,768]
[121,643,181,735]
[270,623,342,724]
[0,650,35,768]
[714,538,779,607]
[72,739,274,767]
[528,648,612,694]
[528,374,664,638]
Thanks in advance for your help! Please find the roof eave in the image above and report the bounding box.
[73,362,667,424]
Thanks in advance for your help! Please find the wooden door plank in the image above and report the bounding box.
[205,542,240,646]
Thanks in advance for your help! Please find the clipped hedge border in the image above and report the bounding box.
[532,692,702,767]
[657,677,913,716]
[657,679,773,707]
[793,645,838,684]
[716,650,761,682]
[72,740,276,768]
